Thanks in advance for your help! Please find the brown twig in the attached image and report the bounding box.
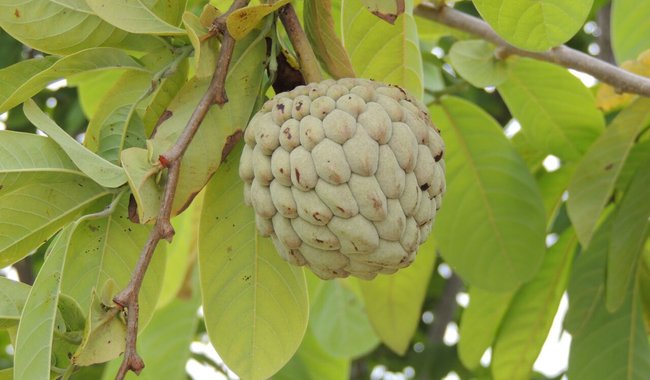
[414,3,650,97]
[112,1,250,378]
[278,3,323,84]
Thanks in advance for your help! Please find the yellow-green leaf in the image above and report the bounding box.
[359,0,405,24]
[0,277,30,329]
[567,97,650,248]
[304,0,355,79]
[448,40,507,88]
[358,238,437,354]
[199,142,309,380]
[226,0,290,40]
[86,0,186,35]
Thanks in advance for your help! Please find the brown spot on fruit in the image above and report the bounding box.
[420,183,430,191]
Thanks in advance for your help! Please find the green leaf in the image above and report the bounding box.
[120,147,162,224]
[567,98,650,248]
[23,99,128,188]
[148,0,187,27]
[458,288,514,369]
[358,237,437,354]
[473,0,593,51]
[101,287,201,379]
[430,97,546,291]
[304,0,355,79]
[72,70,124,119]
[0,131,86,193]
[0,277,30,329]
[606,159,650,311]
[616,140,650,193]
[0,0,155,55]
[537,164,576,227]
[226,0,290,40]
[0,47,144,114]
[14,225,74,380]
[611,0,650,63]
[567,218,650,379]
[183,11,220,79]
[273,328,350,380]
[141,57,189,136]
[359,0,405,24]
[86,0,186,35]
[141,31,266,222]
[448,40,507,88]
[72,284,126,366]
[0,174,110,267]
[199,142,309,380]
[343,0,423,99]
[0,368,11,379]
[61,194,165,333]
[498,58,605,162]
[83,70,152,162]
[309,280,379,358]
[492,228,577,379]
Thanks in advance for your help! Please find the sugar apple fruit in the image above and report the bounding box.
[239,78,445,280]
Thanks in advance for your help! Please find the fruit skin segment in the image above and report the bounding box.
[240,78,446,280]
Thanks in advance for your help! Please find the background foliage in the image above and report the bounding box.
[0,0,649,379]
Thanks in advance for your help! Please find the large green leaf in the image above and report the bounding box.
[567,217,650,379]
[492,228,577,379]
[273,328,350,380]
[304,0,355,79]
[199,143,309,380]
[607,159,650,311]
[0,0,152,55]
[458,288,514,369]
[183,11,220,79]
[537,164,576,227]
[0,131,86,193]
[101,281,201,379]
[342,0,423,99]
[498,58,604,162]
[358,237,436,354]
[567,98,650,248]
[134,31,266,223]
[611,0,650,63]
[473,0,593,51]
[23,100,127,188]
[13,225,74,380]
[0,47,144,114]
[309,279,379,358]
[86,0,186,35]
[448,40,507,88]
[0,174,110,267]
[0,277,30,329]
[430,97,546,291]
[60,194,165,332]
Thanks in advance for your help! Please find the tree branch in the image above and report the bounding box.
[112,1,249,378]
[278,3,323,84]
[414,3,650,97]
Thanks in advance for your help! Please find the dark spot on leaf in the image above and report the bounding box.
[227,246,232,253]
[242,275,251,281]
[128,195,140,224]
[88,224,99,232]
[604,163,614,170]
[0,185,3,191]
[420,183,430,191]
[221,129,243,163]
[14,8,19,17]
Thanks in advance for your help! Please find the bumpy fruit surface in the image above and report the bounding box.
[239,78,445,280]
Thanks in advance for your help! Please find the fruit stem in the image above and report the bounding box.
[278,3,323,84]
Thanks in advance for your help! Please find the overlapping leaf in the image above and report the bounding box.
[226,0,290,40]
[13,226,74,380]
[358,237,436,354]
[430,97,546,291]
[458,288,514,369]
[60,195,165,332]
[0,277,30,329]
[567,98,650,248]
[359,0,405,24]
[0,47,144,114]
[448,40,507,88]
[343,0,423,99]
[183,12,220,79]
[473,0,592,51]
[304,0,355,79]
[198,143,308,380]
[86,0,186,35]
[607,159,650,311]
[24,100,127,188]
[498,58,604,162]
[492,228,577,379]
[310,279,379,358]
[611,0,650,63]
